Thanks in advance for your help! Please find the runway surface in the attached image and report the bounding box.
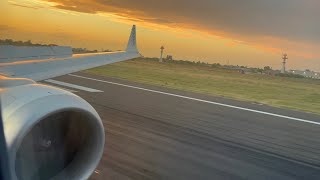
[44,72,320,180]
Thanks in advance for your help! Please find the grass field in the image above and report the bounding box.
[85,58,320,115]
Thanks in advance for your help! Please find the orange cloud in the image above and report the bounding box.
[27,0,318,60]
[4,0,320,70]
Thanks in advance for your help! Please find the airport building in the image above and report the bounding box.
[288,70,320,79]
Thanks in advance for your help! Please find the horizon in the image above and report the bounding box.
[1,0,319,71]
[1,38,319,73]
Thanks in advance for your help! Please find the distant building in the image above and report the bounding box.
[223,65,252,74]
[288,70,320,79]
[265,69,280,76]
[223,65,240,70]
[166,55,173,61]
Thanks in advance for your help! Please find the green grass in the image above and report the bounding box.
[85,58,320,115]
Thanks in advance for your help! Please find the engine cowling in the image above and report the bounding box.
[1,79,105,180]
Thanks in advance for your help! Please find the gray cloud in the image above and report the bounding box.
[45,0,320,44]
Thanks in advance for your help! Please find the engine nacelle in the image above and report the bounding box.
[1,79,105,180]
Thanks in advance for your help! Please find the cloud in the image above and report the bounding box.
[10,3,40,9]
[8,0,46,9]
[12,0,320,59]
[41,0,319,42]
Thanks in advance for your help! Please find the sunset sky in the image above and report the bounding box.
[1,0,319,71]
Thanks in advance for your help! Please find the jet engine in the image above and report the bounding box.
[1,78,105,180]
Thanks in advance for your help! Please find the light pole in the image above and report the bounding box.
[160,46,164,63]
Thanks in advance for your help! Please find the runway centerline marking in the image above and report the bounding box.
[40,83,78,93]
[69,74,320,126]
[45,79,103,93]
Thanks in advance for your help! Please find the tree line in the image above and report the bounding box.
[0,39,113,54]
[0,39,57,46]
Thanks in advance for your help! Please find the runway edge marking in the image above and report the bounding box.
[69,74,320,126]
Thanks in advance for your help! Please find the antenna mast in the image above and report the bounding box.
[281,53,288,73]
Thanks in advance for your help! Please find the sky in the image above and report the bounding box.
[1,0,320,71]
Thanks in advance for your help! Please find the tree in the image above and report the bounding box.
[211,63,221,68]
[264,66,272,71]
[257,68,264,74]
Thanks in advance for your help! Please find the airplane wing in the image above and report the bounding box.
[0,25,141,81]
[0,25,141,180]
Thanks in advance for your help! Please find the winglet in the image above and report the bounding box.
[126,25,139,53]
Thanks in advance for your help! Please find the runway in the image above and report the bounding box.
[44,72,320,180]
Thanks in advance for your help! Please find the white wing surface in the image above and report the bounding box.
[0,25,140,81]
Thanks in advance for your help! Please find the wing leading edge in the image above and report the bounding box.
[0,25,141,81]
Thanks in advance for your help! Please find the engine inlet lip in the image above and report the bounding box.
[12,107,104,180]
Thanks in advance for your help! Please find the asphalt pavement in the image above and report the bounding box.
[45,72,320,180]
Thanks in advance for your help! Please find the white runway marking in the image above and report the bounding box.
[69,74,320,126]
[45,79,103,93]
[40,83,78,93]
